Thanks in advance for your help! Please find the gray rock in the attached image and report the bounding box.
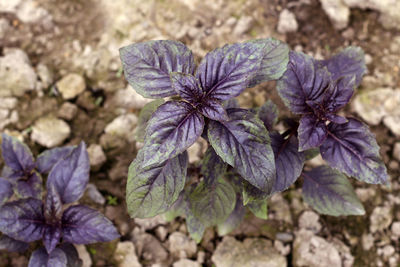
[134,215,167,231]
[319,0,350,29]
[86,183,106,205]
[361,233,374,251]
[393,143,400,162]
[298,211,322,233]
[383,116,400,136]
[212,236,287,267]
[58,102,78,121]
[56,73,86,100]
[173,259,201,267]
[0,18,10,37]
[0,97,18,109]
[293,229,342,267]
[114,241,142,267]
[269,194,292,224]
[277,9,298,34]
[31,117,71,148]
[187,141,202,164]
[36,63,53,88]
[131,229,168,263]
[155,226,168,242]
[112,86,152,110]
[332,238,354,267]
[104,114,138,142]
[87,144,107,170]
[75,245,93,267]
[370,206,393,233]
[168,232,197,259]
[232,16,253,36]
[0,49,37,97]
[391,221,400,239]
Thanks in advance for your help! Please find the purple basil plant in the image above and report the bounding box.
[119,39,388,242]
[0,134,119,266]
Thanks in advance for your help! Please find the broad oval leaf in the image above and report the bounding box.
[201,147,227,186]
[188,178,236,227]
[119,40,195,98]
[1,134,35,173]
[135,99,165,142]
[0,177,13,206]
[298,115,328,151]
[247,199,268,220]
[59,243,83,267]
[302,166,365,216]
[197,99,229,122]
[271,133,305,193]
[320,119,389,184]
[186,212,206,244]
[43,226,62,254]
[62,205,120,244]
[29,247,67,267]
[15,172,43,199]
[47,142,90,204]
[126,151,188,218]
[170,72,203,103]
[208,109,276,192]
[257,100,278,131]
[217,195,245,235]
[196,41,265,101]
[0,198,44,243]
[142,101,204,167]
[36,146,75,174]
[241,179,269,205]
[248,38,290,87]
[0,235,29,252]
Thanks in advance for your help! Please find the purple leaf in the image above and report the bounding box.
[298,115,328,151]
[1,166,21,180]
[277,52,330,114]
[59,243,83,267]
[258,100,278,131]
[324,75,355,113]
[208,109,276,192]
[44,185,63,222]
[197,99,229,122]
[196,41,265,101]
[302,166,365,216]
[223,98,239,109]
[170,72,203,103]
[47,142,90,204]
[320,119,389,184]
[270,132,305,193]
[316,46,366,86]
[36,146,75,174]
[248,38,290,87]
[0,198,44,243]
[15,172,43,199]
[326,114,348,124]
[185,211,205,243]
[119,40,195,98]
[142,101,204,167]
[1,134,35,173]
[241,179,269,205]
[136,99,165,143]
[0,177,13,205]
[0,235,29,252]
[201,147,227,186]
[43,226,62,254]
[217,195,245,235]
[29,247,67,267]
[126,151,188,218]
[62,205,120,244]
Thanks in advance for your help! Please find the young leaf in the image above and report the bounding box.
[170,72,203,103]
[316,46,366,86]
[47,142,90,204]
[270,133,305,193]
[0,198,44,243]
[62,205,120,244]
[247,199,268,220]
[142,101,204,167]
[59,243,83,267]
[1,134,35,173]
[29,247,67,267]
[208,109,276,192]
[217,196,245,235]
[0,177,13,205]
[135,99,165,142]
[36,146,75,174]
[1,166,21,180]
[44,185,63,222]
[302,166,365,216]
[241,179,269,205]
[257,100,278,131]
[0,235,29,252]
[186,212,206,244]
[320,119,389,184]
[197,99,229,122]
[188,178,236,227]
[323,75,355,114]
[196,41,265,101]
[298,115,327,151]
[119,40,195,98]
[15,172,43,199]
[201,147,227,186]
[126,151,188,218]
[43,226,62,254]
[247,38,290,87]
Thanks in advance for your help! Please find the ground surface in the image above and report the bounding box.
[0,0,399,266]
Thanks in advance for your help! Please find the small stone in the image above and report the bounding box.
[197,251,206,264]
[58,102,78,121]
[383,115,400,136]
[293,229,341,267]
[274,240,290,256]
[155,226,168,242]
[320,0,350,29]
[361,233,374,251]
[382,245,395,259]
[232,16,253,35]
[87,144,107,170]
[298,211,322,233]
[355,188,376,202]
[168,232,197,259]
[56,73,86,100]
[187,141,202,163]
[114,241,142,267]
[36,63,53,88]
[277,9,298,34]
[0,97,18,109]
[104,114,138,142]
[332,238,354,267]
[134,215,167,231]
[276,232,294,243]
[111,85,152,110]
[269,194,292,224]
[390,221,400,239]
[131,229,168,263]
[75,245,92,267]
[31,117,71,148]
[86,183,106,205]
[173,259,201,267]
[370,206,393,233]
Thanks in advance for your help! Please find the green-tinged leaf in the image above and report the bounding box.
[201,147,227,186]
[302,166,365,216]
[136,99,165,142]
[126,150,188,218]
[242,179,269,205]
[247,199,268,219]
[217,195,245,235]
[304,148,320,160]
[186,213,206,243]
[257,100,278,131]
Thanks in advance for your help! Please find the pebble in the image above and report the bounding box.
[131,229,168,263]
[58,102,78,121]
[232,16,253,35]
[114,241,142,267]
[75,245,92,267]
[168,232,197,259]
[370,206,393,233]
[361,233,374,251]
[104,114,138,142]
[320,0,350,29]
[87,144,107,170]
[0,97,18,109]
[56,73,86,100]
[31,116,71,148]
[36,63,53,88]
[173,259,201,267]
[391,221,400,239]
[298,211,322,233]
[392,143,400,162]
[86,183,106,205]
[277,9,298,34]
[111,85,152,110]
[134,215,167,231]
